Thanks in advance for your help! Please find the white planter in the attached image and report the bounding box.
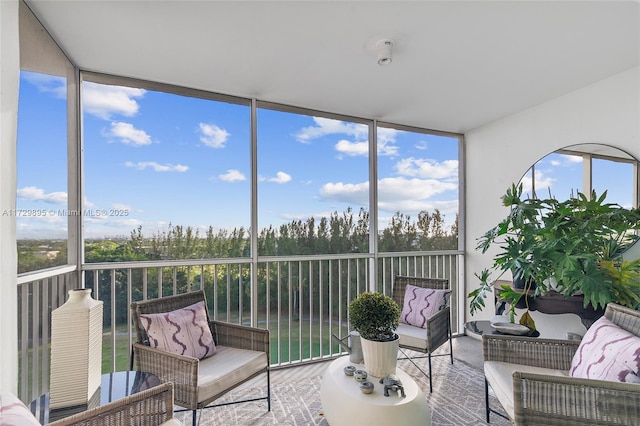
[50,289,103,409]
[360,335,399,378]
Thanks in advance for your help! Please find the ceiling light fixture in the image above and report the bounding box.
[377,40,393,66]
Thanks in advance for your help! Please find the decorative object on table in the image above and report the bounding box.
[348,292,401,378]
[379,374,406,398]
[343,365,356,376]
[359,381,374,394]
[331,330,363,364]
[354,370,368,382]
[49,288,103,409]
[490,322,530,336]
[468,183,640,328]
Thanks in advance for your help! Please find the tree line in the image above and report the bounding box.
[84,207,458,263]
[18,208,457,272]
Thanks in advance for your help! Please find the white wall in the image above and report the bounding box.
[464,66,640,324]
[0,0,20,393]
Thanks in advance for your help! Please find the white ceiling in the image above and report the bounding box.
[25,1,640,134]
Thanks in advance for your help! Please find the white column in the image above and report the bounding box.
[0,0,19,393]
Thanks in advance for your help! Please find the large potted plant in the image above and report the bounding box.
[348,292,401,377]
[468,183,640,328]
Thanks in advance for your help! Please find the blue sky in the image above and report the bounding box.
[16,72,461,240]
[521,151,634,207]
[15,71,633,240]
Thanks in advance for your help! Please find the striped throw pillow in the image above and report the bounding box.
[140,300,216,360]
[570,315,640,383]
[400,285,451,328]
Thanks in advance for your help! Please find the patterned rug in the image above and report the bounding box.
[175,356,511,426]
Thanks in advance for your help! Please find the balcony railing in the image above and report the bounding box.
[16,250,462,403]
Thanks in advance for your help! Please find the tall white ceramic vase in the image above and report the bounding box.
[50,288,103,409]
[360,335,399,378]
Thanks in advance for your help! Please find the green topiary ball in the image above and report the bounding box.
[348,292,401,341]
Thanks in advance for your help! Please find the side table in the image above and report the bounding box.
[30,370,160,423]
[320,356,430,426]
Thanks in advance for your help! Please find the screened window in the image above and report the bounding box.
[377,125,460,252]
[82,79,251,261]
[256,108,370,255]
[16,4,75,274]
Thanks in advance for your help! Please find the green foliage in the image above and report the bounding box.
[348,292,400,341]
[469,183,640,315]
[17,239,68,273]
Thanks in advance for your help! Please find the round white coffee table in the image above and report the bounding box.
[320,356,431,426]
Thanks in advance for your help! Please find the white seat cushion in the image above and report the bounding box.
[396,322,427,350]
[484,361,570,420]
[197,345,268,403]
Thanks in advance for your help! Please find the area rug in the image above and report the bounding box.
[175,356,511,426]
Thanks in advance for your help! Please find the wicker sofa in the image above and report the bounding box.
[483,303,640,425]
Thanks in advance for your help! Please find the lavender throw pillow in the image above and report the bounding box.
[140,300,216,360]
[400,284,451,328]
[570,316,640,383]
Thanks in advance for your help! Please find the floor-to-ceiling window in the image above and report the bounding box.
[81,76,251,261]
[376,124,460,253]
[256,106,371,255]
[16,4,76,274]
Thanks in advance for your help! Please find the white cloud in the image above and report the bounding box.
[564,154,584,163]
[295,117,400,158]
[415,141,428,150]
[549,154,583,168]
[319,182,369,205]
[294,117,369,143]
[268,171,292,184]
[378,177,457,202]
[395,158,458,179]
[520,171,555,195]
[17,186,67,205]
[319,176,457,213]
[219,169,246,182]
[124,161,188,172]
[334,138,399,158]
[107,122,152,146]
[83,82,145,119]
[199,123,230,148]
[23,72,66,98]
[335,140,368,156]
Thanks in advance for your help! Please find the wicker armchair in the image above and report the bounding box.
[130,290,270,426]
[483,303,640,425]
[49,382,179,426]
[392,275,453,393]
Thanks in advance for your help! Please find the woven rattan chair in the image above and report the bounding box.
[49,382,179,426]
[130,290,270,426]
[392,275,453,393]
[483,303,640,425]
